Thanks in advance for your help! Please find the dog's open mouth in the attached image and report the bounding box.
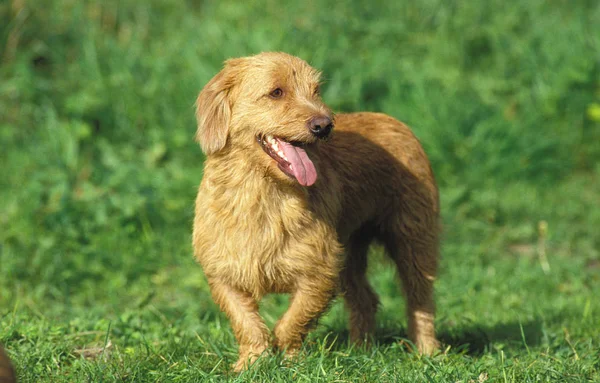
[257,135,317,186]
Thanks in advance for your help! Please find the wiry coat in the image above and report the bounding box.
[192,52,440,371]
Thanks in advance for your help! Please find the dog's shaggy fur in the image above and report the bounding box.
[193,52,440,371]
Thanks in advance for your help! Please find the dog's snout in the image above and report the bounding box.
[308,116,333,139]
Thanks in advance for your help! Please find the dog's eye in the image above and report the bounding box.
[269,88,284,99]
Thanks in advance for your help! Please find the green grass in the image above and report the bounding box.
[1,0,600,381]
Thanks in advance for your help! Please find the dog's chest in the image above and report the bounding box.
[195,185,337,295]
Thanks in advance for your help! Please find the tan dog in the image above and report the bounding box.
[192,52,440,371]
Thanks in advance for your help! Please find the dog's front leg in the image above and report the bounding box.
[273,279,336,356]
[208,280,270,372]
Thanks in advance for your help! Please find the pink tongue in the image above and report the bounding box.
[278,139,317,186]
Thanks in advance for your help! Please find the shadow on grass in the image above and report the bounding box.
[313,317,544,356]
[437,318,544,355]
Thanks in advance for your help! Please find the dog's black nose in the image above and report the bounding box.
[308,116,333,139]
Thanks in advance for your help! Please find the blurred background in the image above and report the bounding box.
[1,0,599,381]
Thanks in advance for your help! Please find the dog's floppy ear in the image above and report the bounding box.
[195,60,241,154]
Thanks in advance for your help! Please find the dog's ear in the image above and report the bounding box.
[195,60,241,154]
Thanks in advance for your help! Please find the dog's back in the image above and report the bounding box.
[312,112,438,240]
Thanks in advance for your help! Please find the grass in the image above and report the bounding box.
[1,0,600,381]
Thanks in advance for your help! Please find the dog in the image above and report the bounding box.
[192,52,440,371]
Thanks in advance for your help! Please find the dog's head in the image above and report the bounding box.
[195,52,334,187]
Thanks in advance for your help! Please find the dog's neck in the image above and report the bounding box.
[202,147,309,200]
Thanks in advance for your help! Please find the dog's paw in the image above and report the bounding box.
[416,337,440,356]
[232,354,259,372]
[232,346,271,372]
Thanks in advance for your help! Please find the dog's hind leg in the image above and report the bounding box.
[208,281,270,371]
[340,232,379,345]
[384,224,439,355]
